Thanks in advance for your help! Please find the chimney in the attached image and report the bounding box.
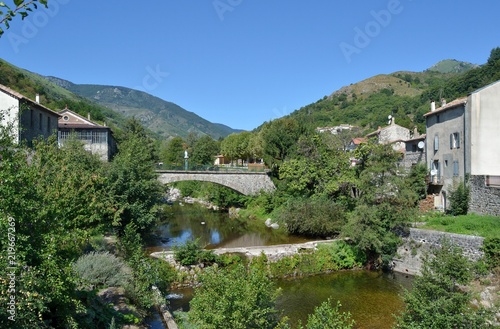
[35,94,40,103]
[441,99,446,106]
[413,126,419,137]
[431,101,436,112]
[87,113,91,120]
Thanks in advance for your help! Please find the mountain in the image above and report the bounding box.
[46,77,240,140]
[288,57,495,134]
[426,59,479,74]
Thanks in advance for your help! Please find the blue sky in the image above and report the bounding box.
[1,0,499,131]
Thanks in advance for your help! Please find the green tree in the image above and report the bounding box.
[189,265,280,329]
[260,117,305,167]
[191,135,219,166]
[159,136,185,167]
[278,133,352,198]
[394,240,493,328]
[447,180,470,216]
[0,0,48,37]
[0,135,111,327]
[302,299,355,329]
[106,122,163,235]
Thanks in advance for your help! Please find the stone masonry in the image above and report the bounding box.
[157,171,276,196]
[469,175,500,217]
[393,228,484,276]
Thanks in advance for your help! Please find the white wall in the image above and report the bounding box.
[470,81,500,175]
[0,92,20,143]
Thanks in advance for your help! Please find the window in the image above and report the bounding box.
[47,117,51,133]
[30,110,34,128]
[453,161,459,176]
[450,132,460,149]
[38,113,42,130]
[434,135,439,151]
[486,176,500,188]
[63,115,69,121]
[436,115,440,123]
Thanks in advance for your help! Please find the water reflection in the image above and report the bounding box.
[146,203,310,252]
[167,271,412,329]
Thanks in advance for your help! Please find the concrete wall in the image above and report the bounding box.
[470,81,500,176]
[20,105,59,143]
[393,228,484,275]
[469,175,500,216]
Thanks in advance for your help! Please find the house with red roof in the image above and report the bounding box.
[58,108,116,161]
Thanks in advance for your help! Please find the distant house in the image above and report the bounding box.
[401,129,426,169]
[346,137,366,152]
[316,124,354,134]
[58,108,116,161]
[365,118,410,152]
[0,84,60,144]
[424,80,500,215]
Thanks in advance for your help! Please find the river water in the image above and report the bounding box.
[148,203,413,329]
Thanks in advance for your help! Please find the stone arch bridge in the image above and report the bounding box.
[156,170,276,196]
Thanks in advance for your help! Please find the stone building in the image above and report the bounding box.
[424,80,500,215]
[0,84,60,144]
[365,117,410,152]
[57,108,116,161]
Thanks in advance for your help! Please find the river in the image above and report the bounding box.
[147,203,413,329]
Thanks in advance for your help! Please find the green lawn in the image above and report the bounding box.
[419,213,500,239]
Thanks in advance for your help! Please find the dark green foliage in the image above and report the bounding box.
[395,240,493,329]
[447,180,470,216]
[482,237,500,269]
[277,198,347,238]
[302,299,355,329]
[190,135,220,166]
[189,265,280,329]
[106,119,163,235]
[173,239,218,266]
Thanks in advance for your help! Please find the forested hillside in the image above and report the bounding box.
[0,59,127,129]
[286,48,500,134]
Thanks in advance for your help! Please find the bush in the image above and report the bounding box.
[173,239,219,266]
[277,198,347,238]
[73,251,131,290]
[482,237,500,269]
[447,181,470,216]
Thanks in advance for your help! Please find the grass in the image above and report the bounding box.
[419,213,500,239]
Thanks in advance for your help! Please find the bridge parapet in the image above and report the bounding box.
[156,170,276,196]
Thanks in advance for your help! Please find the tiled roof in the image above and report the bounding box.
[351,137,366,145]
[423,97,467,117]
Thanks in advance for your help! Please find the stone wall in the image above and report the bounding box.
[393,228,484,275]
[469,175,500,217]
[157,171,276,195]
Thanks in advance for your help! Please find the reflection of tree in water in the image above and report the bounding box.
[151,203,306,250]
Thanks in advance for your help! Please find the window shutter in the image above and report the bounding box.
[457,133,460,149]
[434,135,439,151]
[450,134,453,149]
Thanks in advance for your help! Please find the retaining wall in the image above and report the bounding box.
[393,228,484,276]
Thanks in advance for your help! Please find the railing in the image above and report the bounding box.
[155,163,269,173]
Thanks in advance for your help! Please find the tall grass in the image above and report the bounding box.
[420,213,500,239]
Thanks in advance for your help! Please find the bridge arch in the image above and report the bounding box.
[156,171,276,196]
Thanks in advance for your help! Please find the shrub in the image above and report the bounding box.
[173,239,219,266]
[277,198,347,238]
[73,251,131,290]
[447,181,470,216]
[482,237,500,269]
